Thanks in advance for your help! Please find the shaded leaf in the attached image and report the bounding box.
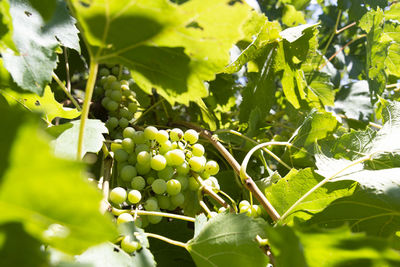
[0,105,117,254]
[0,0,17,52]
[282,4,306,27]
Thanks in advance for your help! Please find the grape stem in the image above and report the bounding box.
[77,61,98,160]
[175,122,281,222]
[141,232,187,249]
[100,157,113,214]
[131,210,195,223]
[52,72,82,111]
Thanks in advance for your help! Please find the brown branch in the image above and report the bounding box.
[176,122,281,221]
[336,21,356,34]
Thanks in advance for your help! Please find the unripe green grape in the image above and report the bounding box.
[117,162,128,172]
[200,171,210,179]
[114,149,129,162]
[252,205,262,216]
[135,144,149,154]
[240,204,250,214]
[133,131,146,144]
[159,140,172,154]
[101,96,111,108]
[117,213,134,225]
[128,102,138,113]
[239,200,250,209]
[246,207,256,217]
[136,162,151,175]
[140,215,149,228]
[103,81,112,91]
[171,142,178,150]
[131,176,146,190]
[157,166,174,180]
[146,176,155,185]
[207,176,220,191]
[168,149,185,166]
[110,90,122,102]
[148,213,163,224]
[128,153,137,165]
[104,89,113,97]
[188,176,200,191]
[110,81,121,91]
[176,162,190,175]
[151,155,167,171]
[106,117,119,130]
[184,129,199,144]
[120,107,133,120]
[144,197,158,211]
[106,100,119,111]
[99,67,110,77]
[157,195,171,209]
[111,66,120,76]
[176,175,188,191]
[109,187,127,204]
[205,160,219,175]
[151,179,167,194]
[170,193,184,206]
[127,189,141,204]
[123,127,135,139]
[121,235,141,254]
[155,130,169,143]
[120,165,137,181]
[144,126,158,140]
[136,151,150,165]
[110,141,123,152]
[170,128,183,141]
[119,117,129,128]
[189,156,206,172]
[166,179,181,196]
[192,143,205,156]
[100,76,108,85]
[106,75,117,84]
[122,138,134,153]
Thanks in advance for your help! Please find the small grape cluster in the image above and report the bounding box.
[108,126,220,229]
[96,65,139,140]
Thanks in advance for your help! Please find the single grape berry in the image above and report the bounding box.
[159,140,173,154]
[184,129,199,144]
[157,166,174,180]
[128,189,141,204]
[166,179,181,196]
[168,149,185,166]
[176,162,190,175]
[170,128,183,141]
[122,138,134,153]
[106,100,119,111]
[136,162,151,175]
[106,117,119,130]
[188,176,200,191]
[189,156,206,172]
[157,195,171,209]
[117,213,134,225]
[137,151,151,165]
[155,130,169,143]
[144,197,159,211]
[123,127,135,139]
[114,149,129,162]
[128,102,138,113]
[192,143,205,156]
[109,187,127,204]
[131,176,146,190]
[151,179,167,194]
[170,193,184,206]
[148,213,163,224]
[144,126,158,140]
[133,131,146,144]
[120,165,137,181]
[119,117,129,128]
[110,90,122,102]
[121,235,141,254]
[151,154,167,171]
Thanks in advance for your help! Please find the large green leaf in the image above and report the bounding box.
[1,86,81,124]
[264,168,355,224]
[70,0,252,105]
[0,105,117,254]
[2,0,80,95]
[187,213,269,267]
[0,223,49,267]
[0,0,17,52]
[385,3,400,21]
[282,4,306,27]
[52,119,108,160]
[360,9,390,100]
[267,224,400,267]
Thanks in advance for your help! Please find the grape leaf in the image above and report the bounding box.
[0,223,49,267]
[282,4,306,27]
[52,119,108,160]
[0,0,17,52]
[386,43,400,78]
[267,224,400,267]
[0,105,117,254]
[385,3,400,21]
[27,0,57,22]
[334,80,373,121]
[1,86,81,124]
[187,213,269,267]
[69,0,252,105]
[2,0,80,95]
[360,9,390,101]
[264,168,355,224]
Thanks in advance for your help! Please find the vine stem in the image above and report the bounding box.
[278,154,371,223]
[52,72,82,111]
[321,9,342,55]
[141,232,187,249]
[77,61,98,160]
[175,122,281,221]
[131,210,195,223]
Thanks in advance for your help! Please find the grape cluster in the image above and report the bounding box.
[96,65,139,140]
[108,126,220,229]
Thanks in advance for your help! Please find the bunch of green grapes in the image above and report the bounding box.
[96,65,139,140]
[108,126,220,229]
